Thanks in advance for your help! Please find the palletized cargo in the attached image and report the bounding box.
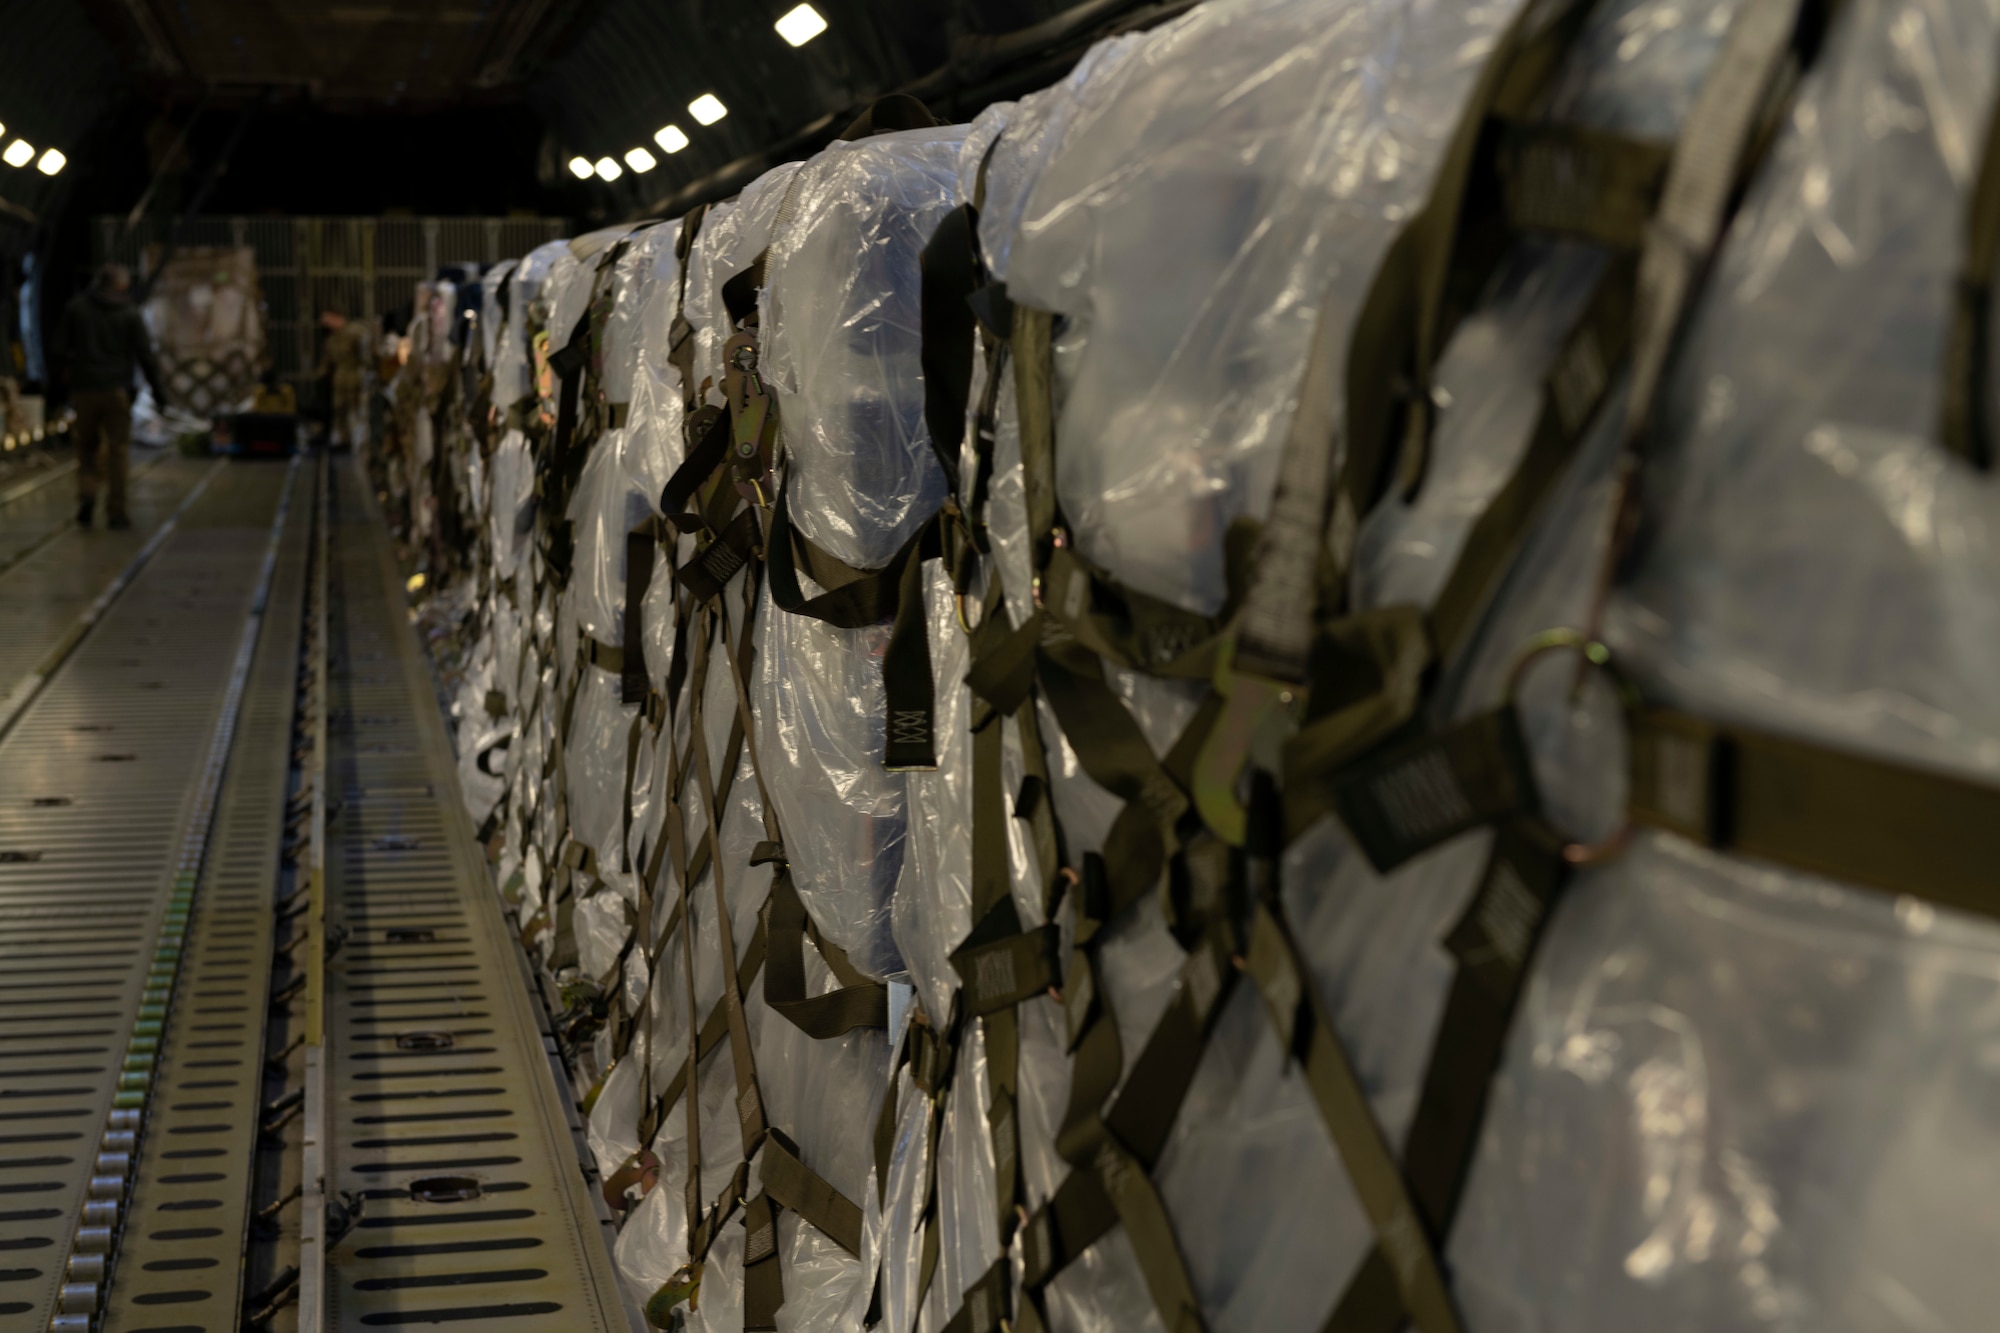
[402,0,2000,1328]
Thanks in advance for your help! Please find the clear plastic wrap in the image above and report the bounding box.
[497,238,568,409]
[685,163,806,402]
[481,259,516,372]
[762,127,966,568]
[748,127,965,979]
[999,0,1514,617]
[1427,0,2000,1325]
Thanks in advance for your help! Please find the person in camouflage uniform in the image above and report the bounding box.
[317,307,369,449]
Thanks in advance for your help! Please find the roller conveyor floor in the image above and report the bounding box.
[0,452,628,1333]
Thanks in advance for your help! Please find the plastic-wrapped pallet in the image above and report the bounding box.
[927,5,2000,1333]
[603,117,974,1332]
[556,222,693,1078]
[1408,0,2000,1326]
[416,0,2000,1324]
[596,161,808,1325]
[884,0,1539,1325]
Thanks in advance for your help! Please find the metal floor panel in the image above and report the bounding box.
[320,457,627,1333]
[0,462,292,1333]
[99,459,313,1333]
[0,456,220,695]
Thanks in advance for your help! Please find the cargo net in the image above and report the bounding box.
[411,1,2000,1330]
[144,246,267,415]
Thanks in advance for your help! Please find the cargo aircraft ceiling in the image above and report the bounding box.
[62,0,1193,207]
[77,0,562,107]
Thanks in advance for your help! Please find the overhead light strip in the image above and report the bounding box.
[580,9,831,184]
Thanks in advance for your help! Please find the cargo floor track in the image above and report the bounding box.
[0,453,629,1333]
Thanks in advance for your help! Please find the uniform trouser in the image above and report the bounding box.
[331,375,365,448]
[73,389,132,522]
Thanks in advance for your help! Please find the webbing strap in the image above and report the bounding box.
[676,508,759,604]
[583,637,624,675]
[837,92,943,141]
[1600,0,1837,593]
[765,484,937,628]
[1330,706,1541,875]
[650,911,769,1129]
[742,1189,782,1331]
[622,519,658,703]
[692,602,767,1159]
[1326,818,1570,1333]
[1942,50,2000,469]
[1498,120,1673,250]
[1013,309,1061,552]
[1020,935,1234,1327]
[1425,256,1633,663]
[1629,706,2000,918]
[763,864,890,1037]
[1237,0,1604,686]
[1245,904,1465,1333]
[761,1127,866,1256]
[663,406,731,524]
[921,202,981,497]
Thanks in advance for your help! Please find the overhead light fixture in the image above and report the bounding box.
[688,94,727,126]
[568,155,594,180]
[775,4,828,46]
[595,156,622,182]
[36,148,64,176]
[654,124,689,154]
[2,140,34,169]
[624,146,657,174]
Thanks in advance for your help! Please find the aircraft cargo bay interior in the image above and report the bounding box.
[0,0,1997,1331]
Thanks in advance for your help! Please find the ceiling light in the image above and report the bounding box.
[2,140,33,169]
[689,94,727,126]
[36,148,64,176]
[775,4,828,46]
[568,155,594,180]
[595,156,622,182]
[654,124,689,154]
[624,146,657,173]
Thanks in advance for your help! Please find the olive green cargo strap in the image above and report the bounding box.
[1497,119,1673,249]
[1012,308,1062,558]
[765,482,939,629]
[621,514,664,704]
[1941,47,2000,469]
[939,1257,1011,1333]
[1601,0,1842,590]
[1326,815,1571,1333]
[668,203,711,416]
[1244,902,1466,1333]
[581,636,624,675]
[646,908,769,1137]
[761,1126,866,1256]
[742,1187,783,1332]
[761,851,890,1037]
[1017,928,1235,1331]
[659,405,732,528]
[898,1003,963,1328]
[764,479,950,774]
[837,92,943,142]
[1628,705,2000,918]
[685,598,767,1161]
[676,507,760,604]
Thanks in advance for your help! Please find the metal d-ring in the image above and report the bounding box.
[1504,628,1635,867]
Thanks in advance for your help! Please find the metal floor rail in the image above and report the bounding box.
[316,456,628,1332]
[0,450,628,1332]
[96,457,314,1332]
[0,461,296,1333]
